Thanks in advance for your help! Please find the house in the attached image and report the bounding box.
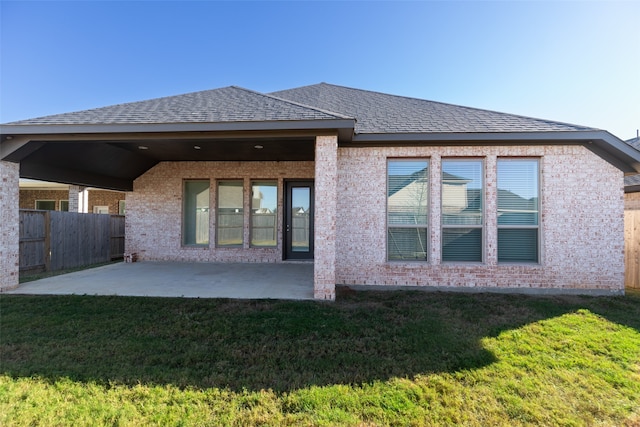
[624,134,640,208]
[2,83,640,298]
[19,179,126,214]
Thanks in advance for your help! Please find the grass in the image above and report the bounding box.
[1,288,639,426]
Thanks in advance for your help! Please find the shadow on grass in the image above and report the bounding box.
[1,288,639,393]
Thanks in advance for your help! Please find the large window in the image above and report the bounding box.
[387,160,429,261]
[251,181,277,247]
[183,180,210,246]
[497,159,539,263]
[441,160,483,262]
[217,181,244,247]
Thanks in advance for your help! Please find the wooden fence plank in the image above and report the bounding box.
[19,210,47,273]
[19,210,125,274]
[626,210,640,288]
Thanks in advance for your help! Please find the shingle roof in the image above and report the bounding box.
[5,86,350,125]
[624,136,640,189]
[626,136,640,150]
[271,83,596,134]
[6,82,596,135]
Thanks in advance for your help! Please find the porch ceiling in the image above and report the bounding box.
[2,135,316,191]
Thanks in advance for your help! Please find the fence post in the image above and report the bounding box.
[44,210,51,272]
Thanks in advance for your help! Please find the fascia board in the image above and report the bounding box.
[351,130,640,173]
[0,119,356,136]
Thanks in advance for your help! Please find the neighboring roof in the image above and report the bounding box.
[626,135,640,150]
[19,178,69,190]
[271,83,595,135]
[624,135,640,192]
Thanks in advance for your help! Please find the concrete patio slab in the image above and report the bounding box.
[5,261,315,300]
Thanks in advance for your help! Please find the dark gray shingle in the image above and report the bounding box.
[6,86,348,125]
[6,82,596,134]
[271,83,596,134]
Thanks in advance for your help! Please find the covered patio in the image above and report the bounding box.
[6,261,315,300]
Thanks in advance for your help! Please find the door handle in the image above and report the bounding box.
[286,224,290,233]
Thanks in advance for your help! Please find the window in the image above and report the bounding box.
[35,200,56,210]
[217,181,243,247]
[183,180,210,246]
[251,181,277,247]
[497,159,539,263]
[442,160,483,262]
[118,200,126,215]
[93,206,109,214]
[60,200,69,211]
[387,160,429,261]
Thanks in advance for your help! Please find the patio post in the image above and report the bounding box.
[68,185,81,212]
[0,160,20,291]
[313,135,338,300]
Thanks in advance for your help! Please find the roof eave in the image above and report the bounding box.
[0,119,356,138]
[351,130,640,174]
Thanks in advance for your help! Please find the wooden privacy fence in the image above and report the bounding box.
[19,210,125,274]
[625,209,640,288]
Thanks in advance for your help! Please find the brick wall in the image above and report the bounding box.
[19,190,68,210]
[1,161,19,291]
[126,161,314,262]
[625,191,640,210]
[19,189,125,213]
[88,190,125,214]
[335,145,625,293]
[125,146,625,294]
[313,136,338,300]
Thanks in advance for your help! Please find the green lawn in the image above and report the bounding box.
[1,288,639,426]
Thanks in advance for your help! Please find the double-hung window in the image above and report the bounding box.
[497,159,539,263]
[251,181,277,247]
[387,160,429,261]
[441,160,483,262]
[183,180,210,246]
[217,181,244,247]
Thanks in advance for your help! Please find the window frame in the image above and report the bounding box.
[35,200,56,211]
[216,179,244,248]
[386,158,430,262]
[496,157,541,264]
[440,158,485,263]
[182,179,210,247]
[250,180,278,248]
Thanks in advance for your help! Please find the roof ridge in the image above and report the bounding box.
[288,82,597,132]
[232,85,354,120]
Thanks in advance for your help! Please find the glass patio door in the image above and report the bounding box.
[284,181,314,260]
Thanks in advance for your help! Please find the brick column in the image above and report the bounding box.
[68,185,81,212]
[314,135,338,300]
[0,160,20,291]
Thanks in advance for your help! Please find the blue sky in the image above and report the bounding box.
[1,1,638,140]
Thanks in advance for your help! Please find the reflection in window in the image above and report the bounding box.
[251,181,277,247]
[291,187,310,252]
[442,160,483,262]
[387,160,429,261]
[497,159,539,263]
[217,181,243,247]
[183,180,210,245]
